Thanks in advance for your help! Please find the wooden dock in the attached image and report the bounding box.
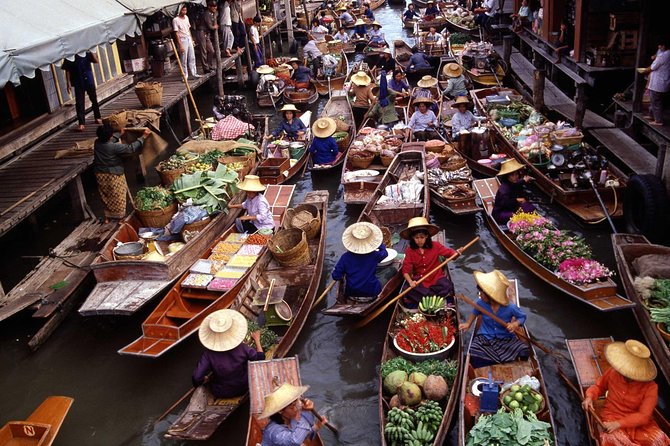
[0,53,242,239]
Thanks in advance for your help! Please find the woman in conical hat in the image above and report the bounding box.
[353,18,367,38]
[441,63,468,99]
[458,270,530,368]
[267,103,307,140]
[349,71,376,129]
[309,117,339,166]
[257,383,327,445]
[450,96,475,139]
[400,217,460,308]
[332,222,388,299]
[583,340,669,446]
[192,309,265,398]
[491,158,535,225]
[229,175,275,233]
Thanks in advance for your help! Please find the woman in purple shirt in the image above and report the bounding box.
[458,270,529,368]
[192,309,264,398]
[491,159,535,225]
[230,175,275,233]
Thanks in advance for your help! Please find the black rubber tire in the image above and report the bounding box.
[623,174,670,244]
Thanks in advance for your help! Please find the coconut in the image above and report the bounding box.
[424,375,448,401]
[409,372,428,388]
[389,395,401,409]
[398,381,422,406]
[383,370,408,394]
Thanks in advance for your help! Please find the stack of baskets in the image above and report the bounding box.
[268,228,311,267]
[283,204,321,239]
[135,82,163,108]
[443,154,467,172]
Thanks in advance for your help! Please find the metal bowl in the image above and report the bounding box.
[113,241,145,257]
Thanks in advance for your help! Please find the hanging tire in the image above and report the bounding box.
[623,174,670,244]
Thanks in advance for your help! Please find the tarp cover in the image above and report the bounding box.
[0,0,205,88]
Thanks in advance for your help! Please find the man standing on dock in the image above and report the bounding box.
[230,0,245,54]
[646,38,670,127]
[220,0,234,57]
[197,1,218,73]
[62,52,102,132]
[173,5,201,80]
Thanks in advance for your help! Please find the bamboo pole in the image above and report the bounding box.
[170,39,204,135]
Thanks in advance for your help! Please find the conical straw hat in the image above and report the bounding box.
[400,217,439,240]
[258,383,310,418]
[605,340,657,382]
[342,222,383,254]
[451,96,472,108]
[351,71,372,86]
[238,175,267,192]
[443,62,463,78]
[473,270,510,306]
[371,21,382,28]
[198,309,248,351]
[256,65,275,74]
[354,18,366,26]
[279,104,299,113]
[497,159,525,177]
[417,75,438,88]
[312,117,337,138]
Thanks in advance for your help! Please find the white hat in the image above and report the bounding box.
[258,383,310,419]
[342,222,383,254]
[198,309,248,351]
[238,174,267,192]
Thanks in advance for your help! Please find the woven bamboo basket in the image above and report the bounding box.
[102,111,127,132]
[425,140,446,153]
[335,119,350,133]
[552,129,583,146]
[283,204,321,239]
[135,82,163,108]
[444,156,467,171]
[218,155,252,179]
[380,226,392,248]
[181,217,211,242]
[350,154,375,169]
[336,135,350,151]
[268,228,311,267]
[136,201,177,228]
[156,166,185,187]
[380,154,394,167]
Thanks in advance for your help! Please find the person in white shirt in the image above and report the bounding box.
[474,0,499,27]
[645,39,670,126]
[310,18,329,42]
[250,16,263,68]
[303,35,323,73]
[172,5,201,80]
[334,28,350,44]
[219,0,234,56]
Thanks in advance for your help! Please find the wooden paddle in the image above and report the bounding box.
[355,236,479,328]
[307,405,339,435]
[155,373,211,424]
[556,365,606,429]
[455,293,570,362]
[312,280,337,310]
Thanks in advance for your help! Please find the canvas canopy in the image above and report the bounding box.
[0,0,205,89]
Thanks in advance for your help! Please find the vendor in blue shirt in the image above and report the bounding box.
[362,3,375,21]
[332,222,388,298]
[403,3,420,21]
[309,117,339,165]
[424,0,440,18]
[268,104,306,140]
[353,18,367,38]
[458,270,530,368]
[289,57,313,89]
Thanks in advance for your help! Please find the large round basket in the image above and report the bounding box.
[444,156,467,171]
[268,228,311,267]
[156,166,185,187]
[350,154,375,169]
[136,201,177,228]
[102,111,127,132]
[135,82,163,108]
[335,119,350,133]
[283,204,321,239]
[335,135,350,152]
[380,154,394,167]
[425,140,446,153]
[181,217,211,242]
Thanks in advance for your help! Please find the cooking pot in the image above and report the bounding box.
[113,241,145,259]
[150,40,168,61]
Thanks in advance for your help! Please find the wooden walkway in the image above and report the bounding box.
[0,53,241,238]
[504,48,656,176]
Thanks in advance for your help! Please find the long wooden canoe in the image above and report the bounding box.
[118,185,295,358]
[326,146,429,316]
[451,42,505,88]
[403,14,448,31]
[311,93,354,173]
[612,233,670,383]
[283,81,319,108]
[429,180,481,216]
[566,337,670,445]
[471,86,628,223]
[0,396,73,446]
[474,177,634,311]
[258,111,312,186]
[246,357,324,446]
[379,236,462,446]
[313,51,349,96]
[458,282,558,446]
[165,190,329,441]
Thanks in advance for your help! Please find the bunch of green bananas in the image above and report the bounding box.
[418,295,445,315]
[415,400,443,434]
[405,421,435,445]
[385,408,415,445]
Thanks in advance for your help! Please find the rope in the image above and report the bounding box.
[585,185,618,225]
[163,113,183,145]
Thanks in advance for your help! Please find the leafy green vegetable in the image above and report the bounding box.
[134,187,174,211]
[246,320,279,351]
[171,164,238,214]
[449,33,472,45]
[413,360,458,385]
[466,408,553,446]
[198,150,226,165]
[381,356,414,380]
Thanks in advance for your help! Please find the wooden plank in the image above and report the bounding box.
[590,128,656,175]
[79,280,171,316]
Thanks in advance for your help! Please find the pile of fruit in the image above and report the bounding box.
[385,401,443,446]
[419,295,445,315]
[158,154,188,172]
[501,384,544,415]
[186,161,213,173]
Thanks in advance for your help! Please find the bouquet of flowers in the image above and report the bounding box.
[395,315,455,354]
[557,258,614,285]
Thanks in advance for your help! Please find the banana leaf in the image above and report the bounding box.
[171,164,239,214]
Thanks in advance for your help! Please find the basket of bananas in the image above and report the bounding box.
[418,295,445,318]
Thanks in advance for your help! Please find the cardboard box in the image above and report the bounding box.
[123,57,147,73]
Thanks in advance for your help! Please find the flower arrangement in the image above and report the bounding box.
[395,315,455,354]
[556,258,613,285]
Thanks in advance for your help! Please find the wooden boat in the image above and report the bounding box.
[257,84,284,108]
[611,233,670,383]
[80,192,247,316]
[378,235,462,446]
[473,177,635,311]
[403,14,448,31]
[246,356,323,446]
[408,86,441,117]
[326,146,429,316]
[566,337,670,445]
[311,93,354,173]
[417,33,450,58]
[0,396,73,446]
[393,40,434,80]
[363,40,391,67]
[444,13,479,36]
[166,191,328,441]
[451,41,505,87]
[458,283,558,445]
[429,178,481,216]
[471,86,628,223]
[258,111,313,186]
[313,51,349,96]
[283,81,319,109]
[118,185,295,358]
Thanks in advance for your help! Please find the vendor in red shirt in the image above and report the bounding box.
[582,340,670,446]
[400,217,460,308]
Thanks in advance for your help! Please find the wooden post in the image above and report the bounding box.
[502,35,513,69]
[0,281,4,300]
[285,0,294,48]
[533,69,545,110]
[213,25,224,97]
[68,176,95,221]
[574,82,586,130]
[301,0,310,30]
[180,96,192,135]
[656,145,667,179]
[235,54,245,87]
[632,0,651,113]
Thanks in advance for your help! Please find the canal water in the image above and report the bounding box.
[0,3,668,445]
